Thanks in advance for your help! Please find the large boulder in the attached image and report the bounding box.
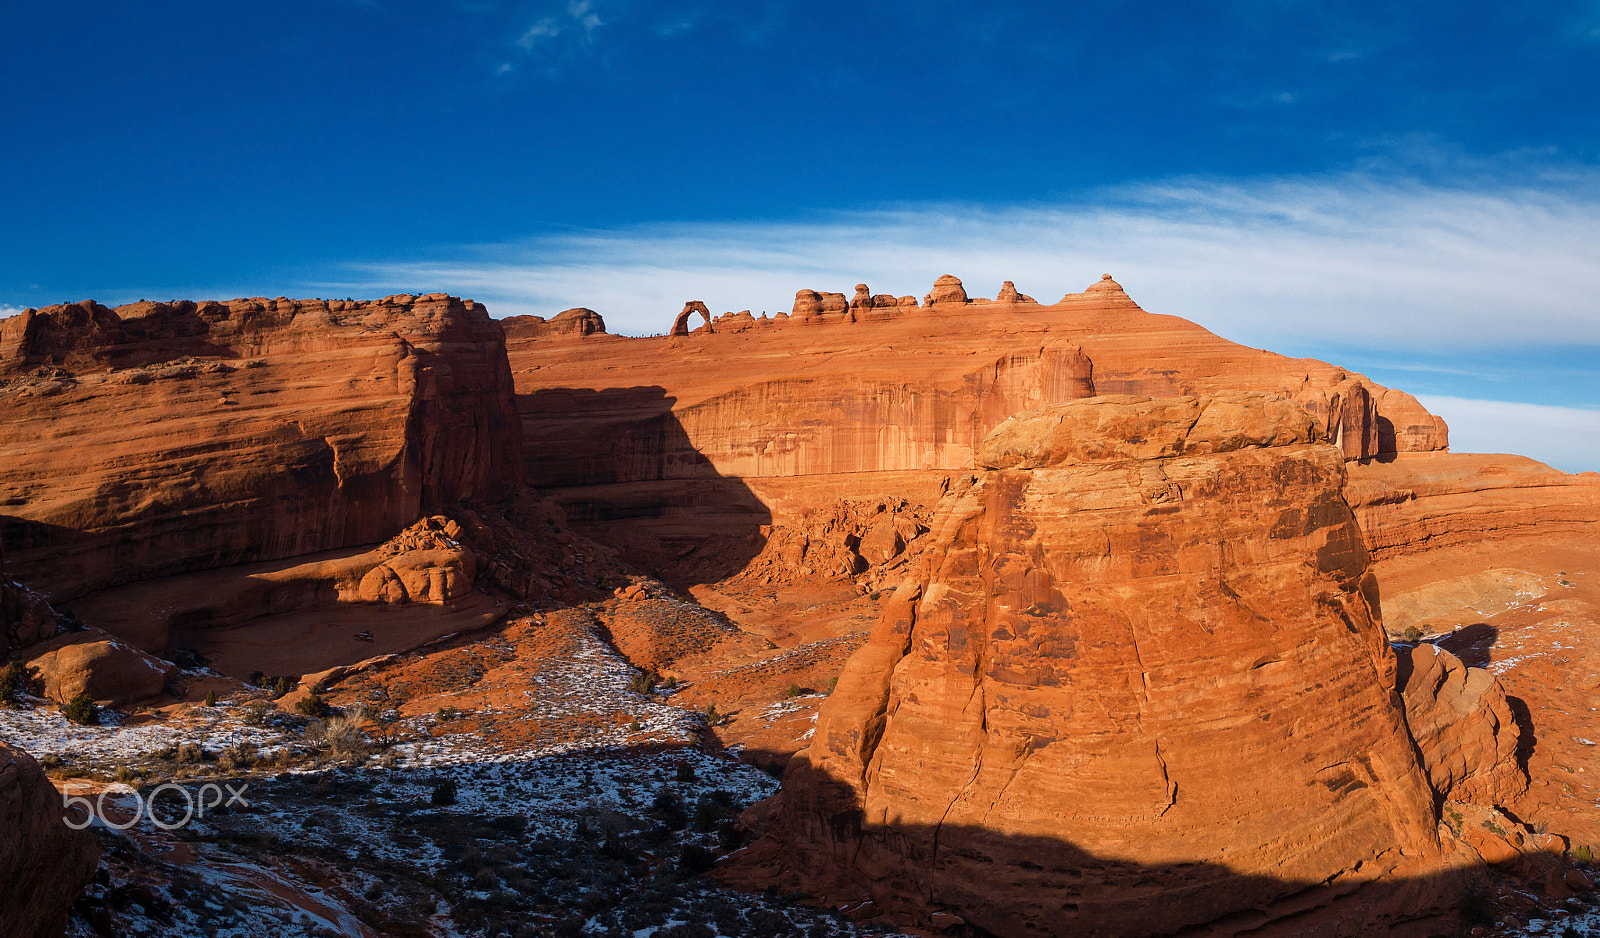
[1,742,100,938]
[1394,642,1527,806]
[27,629,178,708]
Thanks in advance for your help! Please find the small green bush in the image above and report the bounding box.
[296,693,332,719]
[203,689,217,707]
[1401,626,1423,643]
[63,692,97,725]
[1575,843,1594,864]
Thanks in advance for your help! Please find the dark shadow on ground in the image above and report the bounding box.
[1438,622,1498,668]
[518,386,771,585]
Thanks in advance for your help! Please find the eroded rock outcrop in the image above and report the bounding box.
[0,294,522,600]
[1395,642,1527,807]
[500,307,606,339]
[769,394,1446,936]
[2,578,68,657]
[993,280,1036,305]
[1,742,100,938]
[923,273,969,306]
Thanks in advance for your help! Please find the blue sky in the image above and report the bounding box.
[3,1,1598,469]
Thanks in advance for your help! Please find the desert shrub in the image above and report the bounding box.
[436,706,460,722]
[171,648,210,671]
[827,675,839,694]
[628,671,659,694]
[1401,626,1423,643]
[431,779,458,806]
[216,743,256,772]
[0,661,37,708]
[203,689,217,707]
[63,692,97,725]
[1576,843,1595,864]
[322,716,369,759]
[659,675,678,690]
[241,703,270,726]
[679,844,717,874]
[296,693,332,719]
[783,684,803,699]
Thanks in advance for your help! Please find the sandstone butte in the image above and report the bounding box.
[1,274,1597,936]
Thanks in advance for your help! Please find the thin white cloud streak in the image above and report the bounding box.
[333,174,1600,355]
[1417,396,1600,474]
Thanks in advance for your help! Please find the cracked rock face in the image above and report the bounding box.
[775,394,1444,936]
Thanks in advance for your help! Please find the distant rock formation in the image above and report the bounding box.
[501,307,606,339]
[671,301,713,336]
[923,273,969,306]
[1,578,68,658]
[994,280,1037,304]
[27,628,179,708]
[1,742,100,938]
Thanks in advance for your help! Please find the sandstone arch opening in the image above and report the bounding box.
[670,300,713,337]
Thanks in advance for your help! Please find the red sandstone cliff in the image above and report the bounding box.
[0,294,522,600]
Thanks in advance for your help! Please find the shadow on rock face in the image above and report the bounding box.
[719,761,1491,938]
[518,385,772,586]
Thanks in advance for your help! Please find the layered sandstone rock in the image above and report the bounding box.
[771,394,1445,936]
[671,301,713,336]
[0,742,100,938]
[0,294,522,600]
[1346,453,1600,563]
[1394,642,1526,807]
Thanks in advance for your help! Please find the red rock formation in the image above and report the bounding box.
[500,307,606,339]
[0,742,100,938]
[2,578,67,657]
[26,628,178,707]
[993,280,1037,305]
[1394,642,1527,807]
[0,294,522,601]
[671,301,713,336]
[1346,453,1600,563]
[923,273,969,306]
[770,394,1447,936]
[509,275,1450,572]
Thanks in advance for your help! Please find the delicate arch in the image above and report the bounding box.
[671,300,713,336]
